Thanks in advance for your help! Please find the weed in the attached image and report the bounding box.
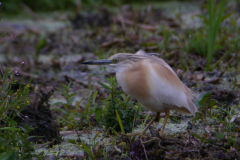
[0,66,39,159]
[53,82,78,116]
[98,76,142,133]
[52,83,99,135]
[195,92,216,120]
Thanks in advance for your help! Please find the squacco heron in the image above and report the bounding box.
[82,53,197,136]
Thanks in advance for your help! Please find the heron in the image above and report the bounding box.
[82,53,197,137]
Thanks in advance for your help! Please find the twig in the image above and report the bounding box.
[140,138,149,160]
[141,137,159,144]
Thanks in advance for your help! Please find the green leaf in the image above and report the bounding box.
[36,34,47,53]
[67,96,76,106]
[51,108,67,115]
[0,127,21,131]
[209,100,216,108]
[97,81,110,92]
[119,142,126,146]
[53,102,65,106]
[85,91,92,109]
[0,151,18,160]
[67,93,78,100]
[198,92,211,106]
[95,107,102,124]
[115,109,125,134]
[92,91,98,104]
[67,82,72,90]
[61,83,69,93]
[79,142,94,159]
[56,87,68,99]
[27,136,37,140]
[0,139,11,148]
[67,139,77,144]
[215,132,224,142]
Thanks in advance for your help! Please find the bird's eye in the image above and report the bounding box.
[114,59,119,63]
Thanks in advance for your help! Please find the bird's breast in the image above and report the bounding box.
[116,62,152,102]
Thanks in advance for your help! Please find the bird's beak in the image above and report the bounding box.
[81,59,113,65]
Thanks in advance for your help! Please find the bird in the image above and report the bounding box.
[81,52,198,137]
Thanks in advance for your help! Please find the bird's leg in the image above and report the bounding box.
[122,112,160,137]
[159,109,170,136]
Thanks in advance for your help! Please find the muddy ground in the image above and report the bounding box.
[1,1,240,159]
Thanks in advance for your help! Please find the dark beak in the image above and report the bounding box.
[81,59,113,65]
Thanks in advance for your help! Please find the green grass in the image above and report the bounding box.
[206,0,225,70]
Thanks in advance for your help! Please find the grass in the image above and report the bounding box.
[183,0,233,70]
[206,0,225,70]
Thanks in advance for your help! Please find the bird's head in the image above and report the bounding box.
[81,53,147,70]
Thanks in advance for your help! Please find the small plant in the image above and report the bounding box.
[218,107,237,148]
[52,82,78,128]
[98,76,142,133]
[52,83,98,132]
[194,92,216,120]
[53,82,78,115]
[0,66,37,159]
